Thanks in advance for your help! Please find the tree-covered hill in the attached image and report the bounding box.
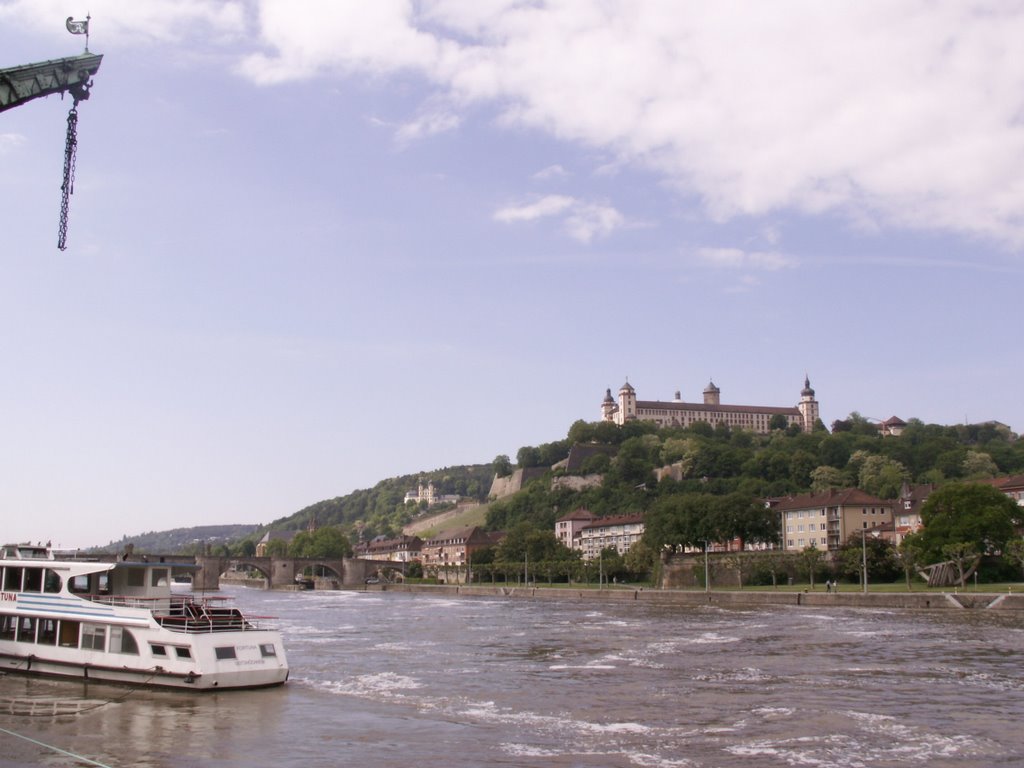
[261,464,496,541]
[90,525,259,554]
[485,415,1024,548]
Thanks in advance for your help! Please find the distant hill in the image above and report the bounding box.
[90,524,259,554]
[262,464,496,540]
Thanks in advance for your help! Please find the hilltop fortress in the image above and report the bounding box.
[601,377,820,434]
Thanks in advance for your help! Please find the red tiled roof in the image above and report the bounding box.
[557,507,597,523]
[773,488,892,511]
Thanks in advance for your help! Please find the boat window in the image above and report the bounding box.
[80,623,106,651]
[0,614,15,641]
[69,574,90,594]
[126,569,144,588]
[109,626,139,655]
[15,616,36,642]
[59,620,79,647]
[215,646,237,660]
[150,644,167,657]
[44,569,62,593]
[175,646,192,659]
[98,573,110,594]
[2,567,22,591]
[37,619,58,646]
[151,568,168,587]
[22,568,43,592]
[260,643,277,658]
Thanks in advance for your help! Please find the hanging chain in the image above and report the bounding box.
[57,104,79,251]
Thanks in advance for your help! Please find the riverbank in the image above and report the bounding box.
[363,582,1024,610]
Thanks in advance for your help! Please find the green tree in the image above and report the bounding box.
[898,534,925,590]
[1003,538,1024,580]
[961,450,999,480]
[918,483,1020,562]
[263,537,289,557]
[495,521,574,565]
[941,542,980,589]
[492,454,513,477]
[853,452,910,498]
[290,527,352,559]
[798,547,823,589]
[623,539,655,578]
[838,534,901,585]
[810,465,848,494]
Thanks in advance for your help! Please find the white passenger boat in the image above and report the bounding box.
[0,543,288,690]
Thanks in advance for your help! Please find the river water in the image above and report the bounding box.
[1,587,1023,767]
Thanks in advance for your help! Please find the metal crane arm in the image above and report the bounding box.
[0,53,103,113]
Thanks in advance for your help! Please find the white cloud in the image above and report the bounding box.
[494,195,624,242]
[696,247,798,271]
[532,164,569,181]
[493,195,575,223]
[11,1,1024,249]
[564,202,625,244]
[394,108,461,144]
[0,134,26,154]
[234,1,1024,250]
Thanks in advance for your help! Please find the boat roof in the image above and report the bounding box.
[1,544,199,571]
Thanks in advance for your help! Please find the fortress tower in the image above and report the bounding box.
[798,375,820,433]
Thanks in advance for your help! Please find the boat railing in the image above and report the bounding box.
[82,595,270,633]
[86,594,173,612]
[155,598,267,633]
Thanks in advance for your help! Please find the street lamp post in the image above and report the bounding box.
[860,527,882,594]
[705,541,710,593]
[861,527,868,594]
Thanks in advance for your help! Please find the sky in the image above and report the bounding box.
[2,1,1023,549]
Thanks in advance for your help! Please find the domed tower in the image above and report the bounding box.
[798,374,819,433]
[703,380,721,406]
[617,380,637,424]
[601,388,618,422]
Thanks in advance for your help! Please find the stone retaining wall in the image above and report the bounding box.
[365,583,1024,610]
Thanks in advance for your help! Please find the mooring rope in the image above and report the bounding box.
[0,725,115,767]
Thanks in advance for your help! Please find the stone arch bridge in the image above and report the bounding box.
[193,556,406,590]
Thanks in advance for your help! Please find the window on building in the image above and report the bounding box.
[59,620,79,647]
[36,619,58,645]
[22,568,43,592]
[15,616,36,642]
[3,568,22,591]
[80,623,106,651]
[109,626,139,655]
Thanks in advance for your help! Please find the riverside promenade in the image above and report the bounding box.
[364,582,1024,610]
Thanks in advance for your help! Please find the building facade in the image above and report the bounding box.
[775,489,894,552]
[576,514,645,560]
[602,376,820,434]
[555,508,597,550]
[419,526,496,568]
[404,482,460,508]
[354,535,423,562]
